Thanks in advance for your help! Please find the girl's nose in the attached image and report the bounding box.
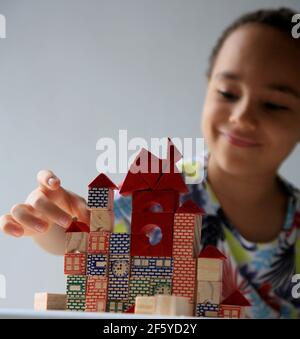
[229,99,257,131]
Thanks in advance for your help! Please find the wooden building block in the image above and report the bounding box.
[64,253,86,275]
[219,305,245,319]
[130,256,173,279]
[85,296,107,312]
[109,233,131,256]
[65,232,88,254]
[197,258,223,282]
[173,212,202,258]
[135,296,156,314]
[90,209,114,232]
[34,293,66,311]
[172,258,196,302]
[88,231,110,254]
[195,302,219,317]
[155,295,193,317]
[128,278,151,306]
[196,281,222,304]
[87,254,108,276]
[150,278,172,296]
[66,298,86,312]
[86,276,108,296]
[88,187,114,209]
[66,275,87,299]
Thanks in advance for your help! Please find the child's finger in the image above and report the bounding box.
[0,214,24,237]
[22,191,73,229]
[10,204,49,233]
[37,169,61,191]
[68,192,90,224]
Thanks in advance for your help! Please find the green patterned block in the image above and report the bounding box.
[151,278,172,296]
[66,275,87,299]
[66,298,86,311]
[106,300,127,313]
[128,278,151,305]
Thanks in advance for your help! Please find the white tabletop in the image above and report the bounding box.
[0,308,195,319]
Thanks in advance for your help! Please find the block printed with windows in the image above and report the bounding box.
[64,253,86,275]
[130,256,173,278]
[88,231,110,254]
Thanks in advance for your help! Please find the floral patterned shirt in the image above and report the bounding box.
[113,155,300,319]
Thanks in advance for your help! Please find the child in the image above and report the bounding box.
[1,8,300,318]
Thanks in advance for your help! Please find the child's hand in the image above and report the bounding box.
[0,170,90,237]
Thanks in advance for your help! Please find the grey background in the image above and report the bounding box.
[0,0,299,309]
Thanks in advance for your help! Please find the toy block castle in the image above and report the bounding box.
[35,138,250,318]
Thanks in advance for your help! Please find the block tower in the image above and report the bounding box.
[195,246,226,317]
[85,173,118,312]
[64,219,89,311]
[119,140,188,310]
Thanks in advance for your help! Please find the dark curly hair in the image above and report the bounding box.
[207,7,299,77]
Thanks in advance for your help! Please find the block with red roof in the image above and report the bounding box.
[196,246,227,317]
[219,290,251,318]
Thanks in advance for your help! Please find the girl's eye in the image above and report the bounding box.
[263,102,289,111]
[217,90,238,101]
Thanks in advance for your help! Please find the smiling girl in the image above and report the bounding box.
[1,7,300,318]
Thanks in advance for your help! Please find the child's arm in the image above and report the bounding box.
[0,169,90,255]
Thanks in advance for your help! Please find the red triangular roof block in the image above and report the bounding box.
[222,290,251,307]
[176,200,205,214]
[198,245,227,259]
[88,173,118,189]
[155,171,188,193]
[119,171,151,196]
[66,219,90,233]
[131,148,163,188]
[166,138,182,164]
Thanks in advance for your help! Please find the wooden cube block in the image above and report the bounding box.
[65,232,88,254]
[197,258,223,282]
[88,187,114,210]
[90,209,114,232]
[88,231,110,254]
[64,253,86,275]
[196,281,222,304]
[66,298,86,312]
[85,296,107,312]
[135,296,156,315]
[155,295,193,316]
[66,275,87,299]
[34,293,66,311]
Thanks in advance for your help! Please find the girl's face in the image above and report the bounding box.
[202,23,300,177]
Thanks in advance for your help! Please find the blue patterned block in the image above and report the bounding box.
[87,254,108,276]
[109,233,130,255]
[196,303,219,317]
[109,255,130,278]
[130,256,173,278]
[107,276,129,301]
[88,187,110,208]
